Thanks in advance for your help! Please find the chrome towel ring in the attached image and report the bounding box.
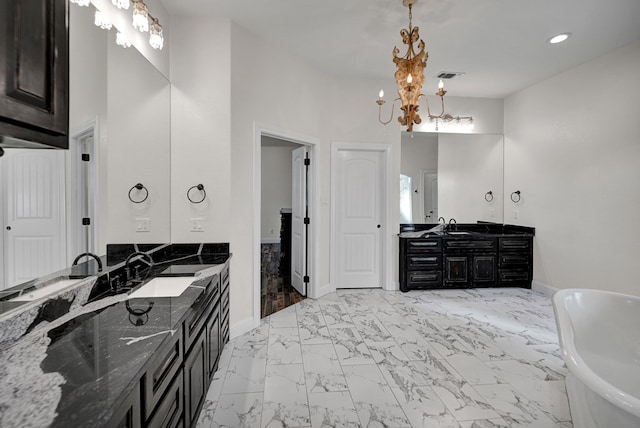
[510,190,521,203]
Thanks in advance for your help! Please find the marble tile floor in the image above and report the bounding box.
[197,287,572,428]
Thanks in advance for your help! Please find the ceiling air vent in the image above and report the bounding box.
[436,71,465,79]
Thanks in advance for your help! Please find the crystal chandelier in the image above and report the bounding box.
[377,0,473,132]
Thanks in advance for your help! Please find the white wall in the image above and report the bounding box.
[400,133,438,222]
[439,134,504,223]
[504,40,640,296]
[169,17,231,243]
[261,145,296,242]
[106,40,171,243]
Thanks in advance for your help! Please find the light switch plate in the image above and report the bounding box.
[191,218,204,232]
[136,217,150,232]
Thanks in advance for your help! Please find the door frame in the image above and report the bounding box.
[330,142,393,291]
[69,119,100,261]
[253,122,321,327]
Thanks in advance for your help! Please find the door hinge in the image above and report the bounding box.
[303,275,309,283]
[82,217,91,225]
[81,154,90,162]
[304,158,310,166]
[304,217,310,225]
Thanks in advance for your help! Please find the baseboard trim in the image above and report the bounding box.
[260,238,280,244]
[230,317,259,339]
[310,282,335,299]
[532,280,559,297]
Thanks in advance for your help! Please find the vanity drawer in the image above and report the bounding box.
[444,238,496,252]
[184,275,220,353]
[144,329,183,420]
[406,270,443,288]
[499,254,530,268]
[498,269,531,285]
[499,237,532,252]
[146,371,184,428]
[406,254,441,270]
[405,238,442,253]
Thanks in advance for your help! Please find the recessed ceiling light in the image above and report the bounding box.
[548,33,571,44]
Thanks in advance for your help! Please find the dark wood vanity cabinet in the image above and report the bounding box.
[443,238,497,287]
[0,0,70,149]
[498,237,533,286]
[400,232,531,291]
[399,238,443,290]
[138,264,230,428]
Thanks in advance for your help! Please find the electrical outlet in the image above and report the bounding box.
[136,218,150,232]
[513,210,520,219]
[489,209,495,218]
[191,218,204,232]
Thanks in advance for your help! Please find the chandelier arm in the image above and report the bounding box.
[378,98,401,125]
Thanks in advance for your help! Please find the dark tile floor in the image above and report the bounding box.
[261,274,305,318]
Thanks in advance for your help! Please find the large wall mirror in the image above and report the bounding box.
[0,4,170,290]
[400,132,504,225]
[70,4,171,250]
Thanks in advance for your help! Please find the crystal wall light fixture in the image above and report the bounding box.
[377,0,473,132]
[132,0,150,32]
[94,10,113,30]
[112,0,130,10]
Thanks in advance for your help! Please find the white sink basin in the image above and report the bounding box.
[10,279,82,302]
[128,277,194,299]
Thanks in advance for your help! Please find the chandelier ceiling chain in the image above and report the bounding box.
[377,0,473,132]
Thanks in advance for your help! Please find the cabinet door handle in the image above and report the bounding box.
[5,226,10,231]
[377,224,381,228]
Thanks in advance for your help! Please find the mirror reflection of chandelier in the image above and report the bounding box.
[377,0,473,132]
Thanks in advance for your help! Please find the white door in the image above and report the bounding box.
[421,170,438,222]
[291,146,307,296]
[335,149,384,288]
[1,149,66,289]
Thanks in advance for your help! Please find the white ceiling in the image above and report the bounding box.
[162,0,640,98]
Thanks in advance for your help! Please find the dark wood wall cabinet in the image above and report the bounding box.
[0,0,69,149]
[399,224,534,292]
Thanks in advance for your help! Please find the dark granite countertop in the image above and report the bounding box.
[0,244,230,428]
[398,222,535,238]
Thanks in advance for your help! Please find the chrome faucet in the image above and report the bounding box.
[438,216,446,225]
[72,252,103,272]
[449,218,457,224]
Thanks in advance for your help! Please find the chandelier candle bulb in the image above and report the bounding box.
[379,90,384,99]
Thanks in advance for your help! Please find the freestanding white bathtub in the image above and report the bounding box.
[553,288,640,428]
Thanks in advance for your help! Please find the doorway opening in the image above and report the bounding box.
[254,123,319,325]
[260,136,306,318]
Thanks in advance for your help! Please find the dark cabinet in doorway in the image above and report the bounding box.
[279,209,292,280]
